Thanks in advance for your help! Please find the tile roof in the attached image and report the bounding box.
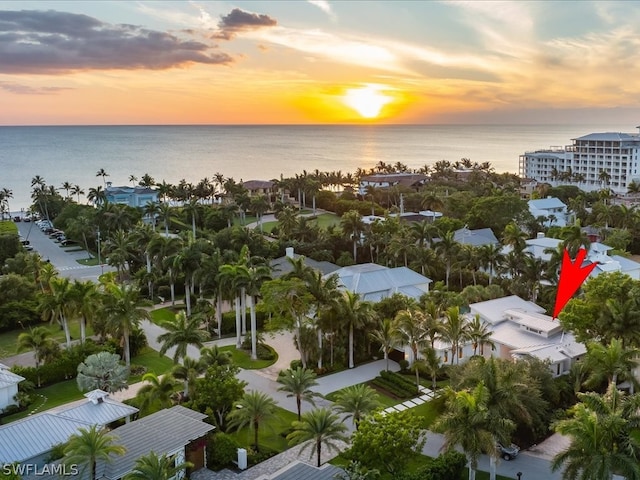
[97,406,214,479]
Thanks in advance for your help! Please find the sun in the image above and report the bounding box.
[343,85,392,119]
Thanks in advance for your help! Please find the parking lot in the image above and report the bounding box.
[15,217,113,281]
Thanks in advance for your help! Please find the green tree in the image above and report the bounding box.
[124,451,192,480]
[393,308,428,391]
[77,352,130,393]
[194,363,246,429]
[16,326,59,387]
[466,314,495,356]
[172,356,206,400]
[348,411,427,474]
[341,210,365,262]
[227,390,277,452]
[434,383,512,480]
[137,372,179,414]
[63,425,125,480]
[277,367,320,421]
[287,407,349,468]
[440,306,469,365]
[369,318,398,371]
[333,384,381,429]
[338,291,375,369]
[39,276,74,348]
[584,338,640,392]
[158,311,209,363]
[102,282,150,366]
[552,384,640,480]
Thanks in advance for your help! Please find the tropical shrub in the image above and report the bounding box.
[207,433,240,470]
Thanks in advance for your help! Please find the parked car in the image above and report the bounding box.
[13,216,21,222]
[497,443,520,461]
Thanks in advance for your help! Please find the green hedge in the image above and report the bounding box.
[220,310,266,335]
[397,451,467,480]
[371,377,415,399]
[380,370,418,391]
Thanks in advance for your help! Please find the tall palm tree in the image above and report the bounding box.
[434,384,512,480]
[338,291,375,369]
[69,280,99,344]
[124,451,192,480]
[16,326,59,387]
[393,308,429,391]
[287,407,348,467]
[435,230,459,288]
[333,384,381,429]
[245,264,271,360]
[552,383,640,480]
[96,168,109,186]
[305,270,340,369]
[218,263,245,349]
[172,356,205,400]
[158,311,209,363]
[137,372,179,413]
[341,210,365,262]
[584,338,640,392]
[277,367,320,421]
[369,318,398,371]
[102,282,150,366]
[63,425,125,480]
[171,241,202,317]
[466,314,495,356]
[478,244,503,285]
[440,306,469,365]
[227,390,278,452]
[71,184,85,203]
[39,276,75,348]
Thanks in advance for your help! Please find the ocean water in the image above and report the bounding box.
[0,124,633,211]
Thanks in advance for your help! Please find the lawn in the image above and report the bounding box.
[0,320,95,359]
[410,393,446,428]
[129,346,176,381]
[0,221,18,234]
[148,306,185,326]
[219,345,278,369]
[227,405,298,454]
[324,381,401,409]
[77,257,99,266]
[308,213,341,229]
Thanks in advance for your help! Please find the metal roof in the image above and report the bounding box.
[97,406,214,479]
[328,264,431,301]
[454,227,498,247]
[0,364,24,388]
[528,197,566,210]
[469,295,545,325]
[573,132,640,142]
[55,398,138,426]
[267,461,344,480]
[0,413,92,463]
[270,254,340,278]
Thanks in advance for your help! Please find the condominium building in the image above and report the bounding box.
[519,128,640,194]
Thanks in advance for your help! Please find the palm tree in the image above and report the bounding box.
[218,263,245,349]
[434,384,512,480]
[338,291,375,369]
[63,425,126,480]
[71,184,85,203]
[172,356,205,400]
[502,222,527,253]
[96,168,109,186]
[16,326,59,387]
[137,373,179,413]
[227,390,278,452]
[369,318,398,371]
[393,308,428,391]
[466,314,495,356]
[200,344,233,367]
[478,244,503,285]
[102,282,150,366]
[333,384,381,429]
[584,338,640,392]
[158,311,209,363]
[277,367,320,421]
[69,280,99,344]
[124,451,192,480]
[435,230,459,288]
[341,210,365,262]
[440,306,469,365]
[171,241,202,317]
[245,264,271,360]
[39,276,75,348]
[287,407,348,467]
[552,383,640,480]
[305,270,340,369]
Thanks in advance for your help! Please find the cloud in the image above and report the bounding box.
[0,81,72,94]
[214,8,277,40]
[307,1,335,19]
[0,9,233,74]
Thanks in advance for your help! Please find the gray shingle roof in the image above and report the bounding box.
[97,406,214,479]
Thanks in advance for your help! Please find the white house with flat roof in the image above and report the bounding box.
[469,296,586,377]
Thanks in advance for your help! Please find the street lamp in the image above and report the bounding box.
[516,472,522,480]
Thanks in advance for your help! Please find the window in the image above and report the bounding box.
[444,351,448,363]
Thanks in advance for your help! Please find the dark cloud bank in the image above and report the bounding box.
[0,9,233,73]
[214,8,277,40]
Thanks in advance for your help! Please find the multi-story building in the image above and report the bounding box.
[519,128,640,194]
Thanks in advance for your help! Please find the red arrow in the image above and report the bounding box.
[552,247,596,319]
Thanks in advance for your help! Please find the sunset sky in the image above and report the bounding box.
[1,1,640,125]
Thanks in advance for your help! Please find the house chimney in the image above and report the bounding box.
[285,247,294,259]
[537,232,545,239]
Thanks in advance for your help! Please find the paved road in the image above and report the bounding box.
[15,219,114,281]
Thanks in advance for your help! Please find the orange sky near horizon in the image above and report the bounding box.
[2,1,640,125]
